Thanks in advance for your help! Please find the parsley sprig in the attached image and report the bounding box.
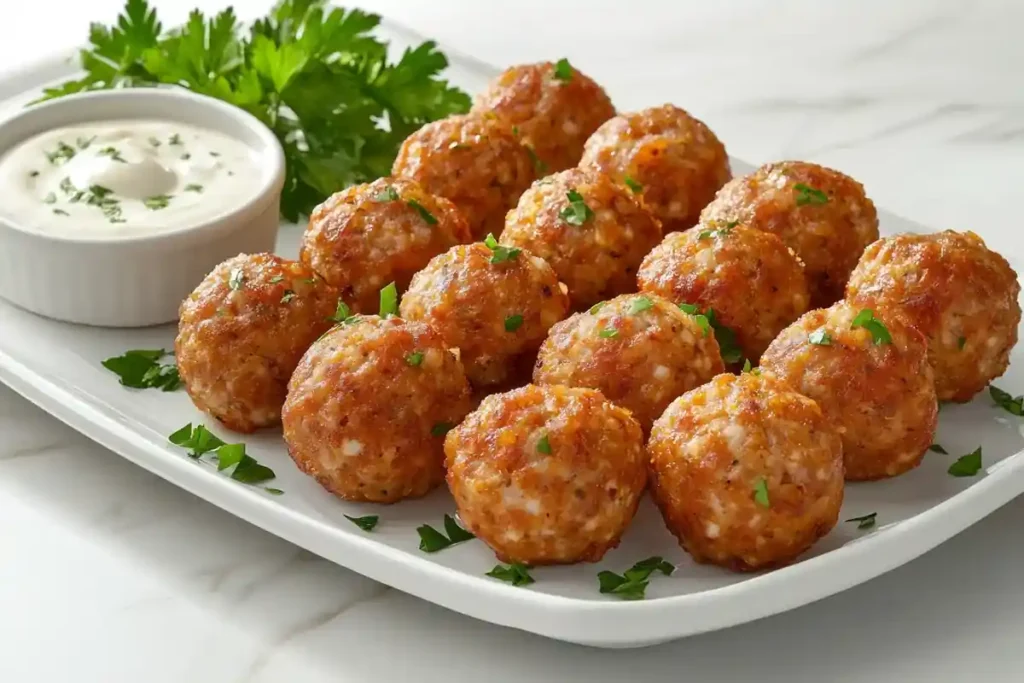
[345,514,379,532]
[483,233,521,264]
[102,348,181,390]
[559,189,594,226]
[679,303,742,363]
[39,0,471,221]
[851,309,892,345]
[990,385,1024,416]
[487,563,534,586]
[794,182,829,206]
[168,423,278,488]
[597,556,675,600]
[948,447,982,477]
[417,514,474,552]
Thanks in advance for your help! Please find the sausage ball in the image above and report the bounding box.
[637,223,810,363]
[700,160,879,307]
[579,104,730,232]
[445,384,645,564]
[176,254,339,433]
[300,177,472,313]
[472,59,616,172]
[648,372,844,571]
[400,242,570,389]
[392,113,535,240]
[282,316,472,503]
[501,167,662,310]
[533,293,723,431]
[846,230,1021,402]
[761,301,937,480]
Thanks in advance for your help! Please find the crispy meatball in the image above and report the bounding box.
[533,293,723,431]
[392,113,535,240]
[501,167,662,310]
[761,301,937,480]
[472,60,615,172]
[648,373,844,571]
[846,230,1020,402]
[400,242,570,389]
[445,384,645,564]
[579,104,730,232]
[637,224,810,363]
[300,177,472,313]
[176,254,340,433]
[700,160,879,307]
[282,316,472,503]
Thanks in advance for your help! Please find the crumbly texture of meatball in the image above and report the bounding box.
[846,230,1020,402]
[300,177,472,314]
[175,254,339,433]
[637,224,810,363]
[400,242,570,389]
[700,160,879,307]
[282,316,472,503]
[761,301,937,480]
[445,384,645,564]
[392,113,535,240]
[579,104,730,232]
[472,61,616,172]
[501,167,662,311]
[533,293,723,431]
[648,372,844,571]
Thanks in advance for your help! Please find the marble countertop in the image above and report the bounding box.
[2,1,1023,680]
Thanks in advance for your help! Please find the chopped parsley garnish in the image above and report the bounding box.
[752,476,770,507]
[809,329,832,346]
[511,125,519,137]
[185,183,203,193]
[794,182,829,206]
[957,336,967,350]
[505,314,524,332]
[344,515,379,532]
[484,233,521,263]
[629,296,653,314]
[98,146,127,163]
[558,189,594,226]
[148,136,161,147]
[525,145,547,174]
[552,57,573,82]
[537,434,552,454]
[706,308,743,363]
[52,208,69,216]
[374,185,399,202]
[228,267,246,291]
[168,423,277,486]
[589,301,607,314]
[850,309,892,345]
[45,141,76,165]
[76,135,96,150]
[405,351,424,367]
[846,512,877,530]
[378,281,399,318]
[43,192,57,204]
[948,447,982,477]
[101,348,181,391]
[168,422,223,457]
[209,151,221,157]
[329,300,355,324]
[990,385,1024,415]
[269,275,285,284]
[417,514,474,552]
[168,133,183,146]
[280,290,297,303]
[929,444,948,454]
[407,199,438,224]
[623,175,642,193]
[180,153,191,160]
[143,194,171,210]
[264,487,284,496]
[487,563,534,586]
[29,170,40,178]
[597,556,675,600]
[599,327,619,339]
[431,421,455,437]
[678,302,712,337]
[697,221,739,240]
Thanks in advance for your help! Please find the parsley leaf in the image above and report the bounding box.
[431,421,455,437]
[536,434,552,454]
[752,476,770,507]
[504,314,524,332]
[845,512,877,530]
[184,183,203,193]
[407,199,438,224]
[629,296,653,314]
[329,300,355,324]
[558,189,594,226]
[598,557,675,600]
[948,447,982,477]
[375,185,399,202]
[678,302,711,337]
[794,182,829,206]
[703,308,743,363]
[525,145,547,174]
[98,146,127,163]
[851,309,892,345]
[553,57,573,82]
[487,563,534,586]
[697,221,738,240]
[228,267,246,291]
[589,301,606,314]
[623,175,642,193]
[417,514,474,552]
[809,329,832,346]
[102,348,181,391]
[929,444,948,454]
[378,282,399,318]
[599,327,619,339]
[345,514,379,532]
[168,423,277,486]
[143,194,171,210]
[990,385,1024,416]
[280,289,297,303]
[405,351,424,366]
[483,233,521,264]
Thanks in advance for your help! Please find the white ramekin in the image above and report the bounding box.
[0,89,285,327]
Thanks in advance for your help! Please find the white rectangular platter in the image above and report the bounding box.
[1,21,1023,649]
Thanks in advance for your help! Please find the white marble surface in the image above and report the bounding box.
[2,0,1023,680]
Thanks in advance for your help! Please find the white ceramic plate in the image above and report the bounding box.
[1,23,1023,649]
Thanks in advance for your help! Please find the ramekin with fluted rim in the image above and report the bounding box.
[0,88,285,327]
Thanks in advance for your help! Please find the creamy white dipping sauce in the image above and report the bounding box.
[0,119,258,237]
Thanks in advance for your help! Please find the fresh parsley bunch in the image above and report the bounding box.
[40,0,471,221]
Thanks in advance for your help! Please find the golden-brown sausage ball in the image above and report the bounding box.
[392,113,535,240]
[637,224,810,363]
[300,177,472,313]
[445,384,645,564]
[579,104,730,232]
[700,160,879,307]
[533,293,723,431]
[176,254,340,433]
[846,230,1020,402]
[761,301,937,480]
[648,372,844,571]
[501,167,662,310]
[472,59,616,172]
[282,316,472,503]
[400,242,570,388]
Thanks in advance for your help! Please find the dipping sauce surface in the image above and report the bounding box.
[0,119,258,237]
